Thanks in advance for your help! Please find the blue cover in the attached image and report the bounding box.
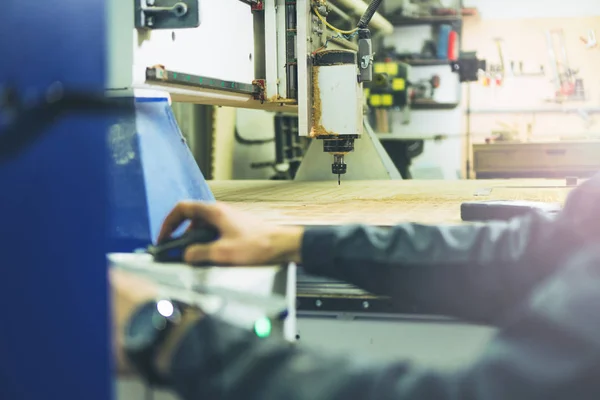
[108,97,215,252]
[0,1,113,399]
[1,2,214,398]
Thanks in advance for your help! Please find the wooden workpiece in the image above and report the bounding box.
[208,179,575,226]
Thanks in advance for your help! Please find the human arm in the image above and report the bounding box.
[157,201,567,323]
[299,213,564,323]
[158,174,600,323]
[110,268,159,376]
[164,245,600,400]
[109,269,202,380]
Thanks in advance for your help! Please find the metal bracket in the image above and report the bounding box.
[134,0,200,30]
[360,54,374,70]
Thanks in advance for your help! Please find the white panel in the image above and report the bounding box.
[106,0,135,89]
[297,316,496,369]
[317,64,361,135]
[383,25,433,55]
[264,0,279,97]
[297,0,311,136]
[410,66,459,104]
[233,109,277,179]
[388,108,463,180]
[109,0,255,88]
[276,0,289,98]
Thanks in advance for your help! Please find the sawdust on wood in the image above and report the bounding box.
[208,180,573,226]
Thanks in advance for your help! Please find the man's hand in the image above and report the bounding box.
[110,269,159,376]
[158,201,304,266]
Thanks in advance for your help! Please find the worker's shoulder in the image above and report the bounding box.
[563,172,600,215]
[573,172,600,194]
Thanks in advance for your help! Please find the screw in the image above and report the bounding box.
[362,301,369,309]
[315,299,322,307]
[147,16,154,26]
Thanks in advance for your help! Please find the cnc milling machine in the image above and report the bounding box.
[107,0,400,183]
[0,2,490,400]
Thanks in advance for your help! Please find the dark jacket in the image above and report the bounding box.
[168,174,600,400]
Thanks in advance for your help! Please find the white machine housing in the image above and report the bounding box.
[313,50,363,137]
[106,0,391,138]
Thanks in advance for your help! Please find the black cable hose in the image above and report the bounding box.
[357,0,384,29]
[234,127,274,145]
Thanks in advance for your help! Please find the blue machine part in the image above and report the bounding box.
[1,1,113,399]
[1,2,215,399]
[108,96,215,252]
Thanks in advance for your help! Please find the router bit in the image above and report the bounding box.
[332,154,346,185]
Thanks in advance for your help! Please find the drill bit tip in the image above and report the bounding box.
[338,174,341,185]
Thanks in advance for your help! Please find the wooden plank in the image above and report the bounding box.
[208,180,574,226]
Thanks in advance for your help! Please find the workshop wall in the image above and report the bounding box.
[460,6,600,176]
[464,0,600,20]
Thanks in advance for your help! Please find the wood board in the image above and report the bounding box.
[208,179,575,226]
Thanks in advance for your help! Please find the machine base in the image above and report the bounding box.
[294,119,402,181]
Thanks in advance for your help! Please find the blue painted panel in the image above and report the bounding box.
[0,1,112,399]
[1,1,107,91]
[0,119,113,399]
[108,98,215,252]
[2,3,215,399]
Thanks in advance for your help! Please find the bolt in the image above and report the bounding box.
[315,299,322,307]
[362,301,369,309]
[147,16,154,26]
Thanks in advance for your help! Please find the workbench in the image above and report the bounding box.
[473,142,600,179]
[208,179,573,226]
[208,179,575,315]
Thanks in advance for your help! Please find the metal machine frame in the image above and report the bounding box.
[107,0,398,181]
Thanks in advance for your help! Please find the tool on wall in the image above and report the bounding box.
[509,60,545,77]
[411,75,441,102]
[580,29,597,49]
[493,38,505,83]
[546,29,585,102]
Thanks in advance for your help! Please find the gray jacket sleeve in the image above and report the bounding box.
[168,245,600,400]
[300,195,591,323]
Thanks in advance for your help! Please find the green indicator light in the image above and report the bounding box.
[199,77,203,83]
[221,82,225,87]
[231,83,234,88]
[173,73,178,78]
[254,317,272,338]
[186,75,191,81]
